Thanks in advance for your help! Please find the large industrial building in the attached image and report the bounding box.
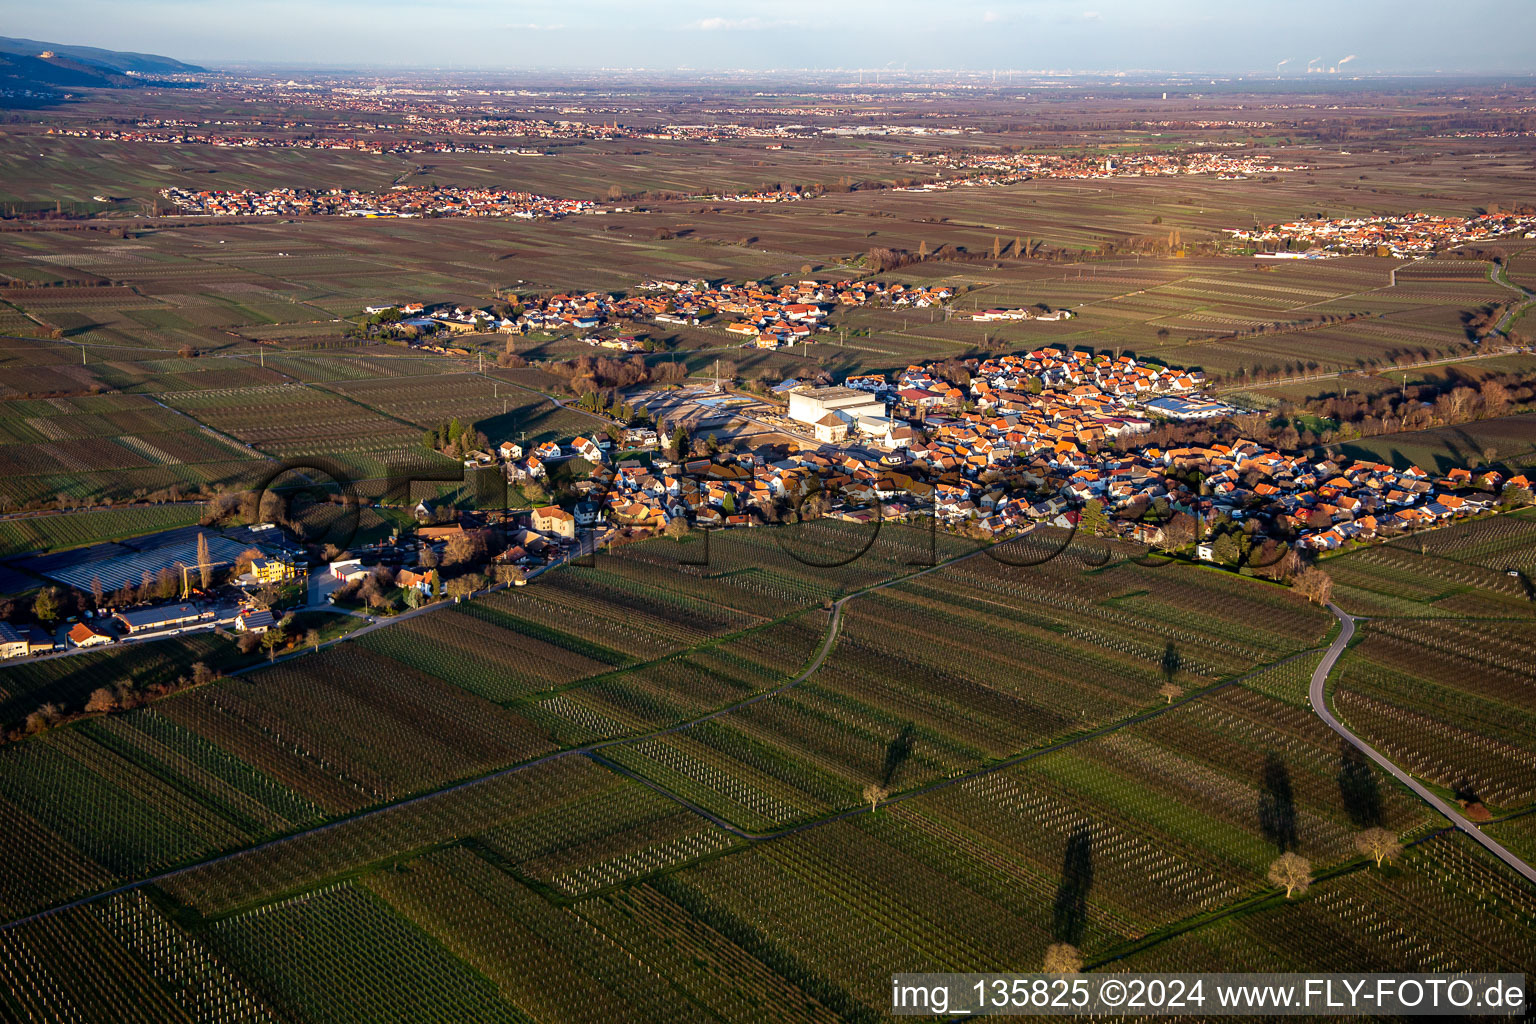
[786,386,889,443]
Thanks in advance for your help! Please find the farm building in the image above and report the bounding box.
[114,603,215,636]
[330,559,365,581]
[1142,396,1237,421]
[0,622,26,660]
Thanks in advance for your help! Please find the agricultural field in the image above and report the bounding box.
[0,384,264,509]
[12,514,1523,1020]
[0,503,204,559]
[1319,509,1536,812]
[1114,831,1536,975]
[1322,507,1536,616]
[0,632,231,737]
[5,61,1536,1022]
[1322,411,1536,477]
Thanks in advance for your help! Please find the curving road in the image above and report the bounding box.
[13,558,1536,934]
[1310,603,1536,886]
[1488,261,1536,339]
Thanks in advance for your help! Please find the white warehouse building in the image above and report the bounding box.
[787,386,888,443]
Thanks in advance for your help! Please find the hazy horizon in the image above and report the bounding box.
[6,0,1535,76]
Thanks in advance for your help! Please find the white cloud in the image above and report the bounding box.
[1082,10,1101,20]
[688,15,799,31]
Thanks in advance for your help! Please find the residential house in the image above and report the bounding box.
[68,622,113,648]
[532,505,577,540]
[234,607,276,634]
[250,557,298,585]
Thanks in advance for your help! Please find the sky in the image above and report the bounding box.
[5,0,1535,74]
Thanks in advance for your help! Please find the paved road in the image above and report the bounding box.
[1489,261,1536,338]
[14,554,1535,933]
[1310,603,1536,886]
[0,536,980,932]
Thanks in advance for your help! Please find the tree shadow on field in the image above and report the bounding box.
[1052,825,1094,946]
[1452,777,1482,805]
[881,723,915,787]
[1259,752,1299,853]
[1337,741,1382,828]
[1161,641,1181,685]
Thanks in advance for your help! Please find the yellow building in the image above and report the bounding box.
[250,557,299,584]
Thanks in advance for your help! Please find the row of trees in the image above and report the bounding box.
[8,661,222,745]
[543,353,689,396]
[424,418,491,460]
[575,389,648,425]
[863,737,1407,974]
[1142,372,1532,458]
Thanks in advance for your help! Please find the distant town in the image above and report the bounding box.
[157,185,597,219]
[1227,210,1536,255]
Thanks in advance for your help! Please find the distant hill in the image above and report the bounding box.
[0,36,202,95]
[0,36,202,75]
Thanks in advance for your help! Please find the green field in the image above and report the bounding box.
[1321,510,1536,811]
[0,503,204,558]
[4,76,1536,1021]
[1,517,1530,1019]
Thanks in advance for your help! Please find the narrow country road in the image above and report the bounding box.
[596,643,1326,841]
[1310,603,1536,886]
[0,536,986,933]
[15,560,1536,934]
[1488,260,1536,338]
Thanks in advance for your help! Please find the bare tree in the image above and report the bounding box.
[861,782,889,812]
[443,530,488,567]
[664,515,692,540]
[1354,827,1402,868]
[235,547,264,576]
[24,707,57,734]
[1042,943,1083,974]
[1158,682,1184,705]
[1481,380,1510,418]
[1293,566,1333,606]
[196,532,213,590]
[306,629,321,653]
[84,688,117,714]
[1268,852,1312,898]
